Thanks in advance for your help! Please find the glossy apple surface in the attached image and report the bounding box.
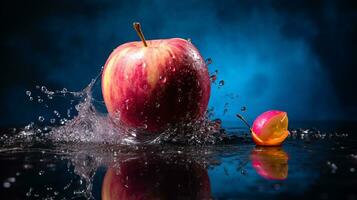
[101,155,211,200]
[102,37,210,132]
[250,147,289,180]
[251,110,289,146]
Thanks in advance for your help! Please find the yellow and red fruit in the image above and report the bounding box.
[250,147,289,180]
[251,110,289,146]
[102,23,210,132]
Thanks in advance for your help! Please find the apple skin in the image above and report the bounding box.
[251,110,289,146]
[102,38,210,132]
[250,147,289,180]
[101,155,211,200]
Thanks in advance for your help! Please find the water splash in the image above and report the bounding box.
[13,70,234,146]
[1,68,345,199]
[0,68,249,198]
[47,78,131,144]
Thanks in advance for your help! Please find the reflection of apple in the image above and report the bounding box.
[250,147,289,180]
[102,23,210,132]
[251,110,289,146]
[102,155,211,200]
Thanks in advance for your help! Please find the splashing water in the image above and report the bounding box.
[1,67,354,199]
[0,70,241,198]
[11,70,234,146]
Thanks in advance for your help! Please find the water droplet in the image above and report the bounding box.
[60,118,66,125]
[67,109,71,118]
[24,164,33,169]
[75,104,81,111]
[143,124,148,129]
[38,170,45,176]
[50,119,56,124]
[38,98,43,103]
[222,103,229,114]
[210,75,217,83]
[38,116,45,122]
[218,80,224,86]
[41,86,47,93]
[187,38,191,43]
[7,177,15,183]
[160,76,167,83]
[62,88,67,93]
[327,162,338,173]
[155,102,160,108]
[54,110,60,118]
[205,58,212,65]
[3,182,10,188]
[125,99,130,110]
[26,187,33,197]
[241,106,247,112]
[223,110,228,116]
[26,91,31,96]
[29,97,33,101]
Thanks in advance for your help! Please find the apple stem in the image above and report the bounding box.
[133,22,148,47]
[236,114,251,129]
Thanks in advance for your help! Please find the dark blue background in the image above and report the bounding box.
[0,0,356,127]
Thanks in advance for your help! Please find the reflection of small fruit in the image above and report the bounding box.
[251,110,289,146]
[102,155,211,200]
[101,23,210,132]
[250,147,289,180]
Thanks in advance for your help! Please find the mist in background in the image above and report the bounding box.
[0,0,356,126]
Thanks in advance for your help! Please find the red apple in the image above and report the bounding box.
[102,23,210,132]
[101,155,211,200]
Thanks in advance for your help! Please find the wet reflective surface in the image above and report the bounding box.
[0,122,356,200]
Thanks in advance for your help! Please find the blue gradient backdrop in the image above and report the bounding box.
[1,0,356,126]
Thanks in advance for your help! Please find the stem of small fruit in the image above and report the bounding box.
[133,22,148,47]
[236,114,251,129]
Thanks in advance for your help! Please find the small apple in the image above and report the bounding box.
[250,147,289,180]
[102,23,210,132]
[251,110,289,146]
[237,110,289,146]
[101,155,211,200]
